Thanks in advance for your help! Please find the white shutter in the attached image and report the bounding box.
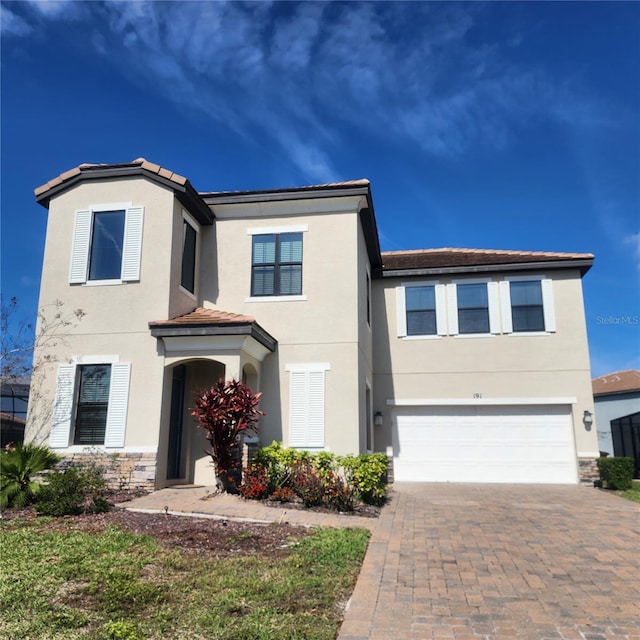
[289,371,307,447]
[121,206,144,281]
[435,284,447,336]
[69,209,92,283]
[104,363,131,448]
[541,279,556,333]
[500,281,513,333]
[446,283,459,335]
[488,281,501,334]
[307,371,325,448]
[50,364,75,448]
[396,286,407,337]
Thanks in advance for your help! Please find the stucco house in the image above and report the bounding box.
[25,158,600,488]
[593,369,640,477]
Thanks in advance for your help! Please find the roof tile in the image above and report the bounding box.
[382,248,594,271]
[149,307,256,327]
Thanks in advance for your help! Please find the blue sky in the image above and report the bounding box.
[1,0,639,377]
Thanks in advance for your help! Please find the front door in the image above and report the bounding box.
[167,365,186,480]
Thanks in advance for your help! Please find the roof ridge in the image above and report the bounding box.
[382,247,594,258]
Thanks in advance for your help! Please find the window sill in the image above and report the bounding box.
[401,334,442,340]
[179,285,197,301]
[507,331,551,337]
[454,333,497,338]
[81,279,127,287]
[246,295,307,302]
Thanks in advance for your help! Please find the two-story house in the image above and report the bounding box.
[25,158,599,488]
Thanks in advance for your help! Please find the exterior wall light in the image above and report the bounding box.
[583,410,593,430]
[374,411,384,426]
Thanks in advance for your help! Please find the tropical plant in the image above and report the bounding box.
[191,379,264,493]
[0,442,62,508]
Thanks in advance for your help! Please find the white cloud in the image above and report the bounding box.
[624,232,640,269]
[1,5,33,36]
[4,1,615,182]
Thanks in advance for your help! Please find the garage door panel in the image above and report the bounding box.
[392,405,576,484]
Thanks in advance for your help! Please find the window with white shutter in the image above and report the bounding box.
[49,359,130,449]
[501,276,556,334]
[286,363,330,449]
[69,204,144,284]
[396,282,446,338]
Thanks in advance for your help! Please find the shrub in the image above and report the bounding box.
[340,453,388,505]
[290,461,326,508]
[37,462,111,516]
[597,457,634,491]
[270,486,296,502]
[252,440,310,489]
[191,379,264,493]
[237,463,271,500]
[322,471,354,512]
[0,442,62,508]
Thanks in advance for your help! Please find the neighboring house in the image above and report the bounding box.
[25,158,600,489]
[593,369,640,477]
[0,378,29,446]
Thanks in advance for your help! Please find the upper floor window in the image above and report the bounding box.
[406,285,437,335]
[500,277,556,334]
[69,204,144,285]
[396,282,446,338]
[251,232,303,296]
[457,283,489,334]
[180,215,198,295]
[510,280,544,332]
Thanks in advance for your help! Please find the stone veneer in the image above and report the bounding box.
[60,451,158,491]
[578,457,600,485]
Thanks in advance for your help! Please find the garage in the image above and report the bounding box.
[392,404,577,483]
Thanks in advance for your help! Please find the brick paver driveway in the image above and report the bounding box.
[338,483,640,640]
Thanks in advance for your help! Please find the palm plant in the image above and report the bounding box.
[0,442,62,508]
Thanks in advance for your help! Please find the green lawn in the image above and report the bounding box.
[618,481,640,503]
[0,519,369,640]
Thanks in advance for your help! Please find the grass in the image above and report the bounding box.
[617,481,640,503]
[0,519,370,640]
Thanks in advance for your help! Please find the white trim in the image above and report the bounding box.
[246,295,307,302]
[453,333,493,339]
[577,451,601,458]
[505,274,547,282]
[247,224,309,235]
[395,286,407,337]
[541,279,556,332]
[401,334,442,341]
[387,397,577,406]
[506,331,551,337]
[285,363,331,373]
[499,280,513,333]
[72,354,120,365]
[400,279,440,287]
[83,279,125,287]
[90,202,133,212]
[452,276,493,286]
[182,208,200,231]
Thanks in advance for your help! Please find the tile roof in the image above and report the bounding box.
[381,248,594,271]
[200,178,370,198]
[148,308,256,328]
[592,369,640,396]
[34,157,188,198]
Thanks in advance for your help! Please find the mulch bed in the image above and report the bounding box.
[0,488,381,559]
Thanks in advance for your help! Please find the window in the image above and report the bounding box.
[50,359,131,449]
[74,364,111,445]
[446,280,500,335]
[510,281,544,332]
[69,204,144,284]
[286,363,330,449]
[251,233,302,296]
[500,278,556,334]
[181,217,197,294]
[457,283,489,334]
[396,282,446,337]
[406,286,437,335]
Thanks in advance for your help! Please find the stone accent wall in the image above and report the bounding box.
[578,457,600,486]
[60,451,158,491]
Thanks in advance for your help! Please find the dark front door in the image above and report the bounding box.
[167,365,186,480]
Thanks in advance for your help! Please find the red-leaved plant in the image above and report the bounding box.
[191,379,264,493]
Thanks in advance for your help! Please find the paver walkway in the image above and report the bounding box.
[121,483,640,640]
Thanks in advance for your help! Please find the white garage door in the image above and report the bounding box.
[392,405,577,484]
